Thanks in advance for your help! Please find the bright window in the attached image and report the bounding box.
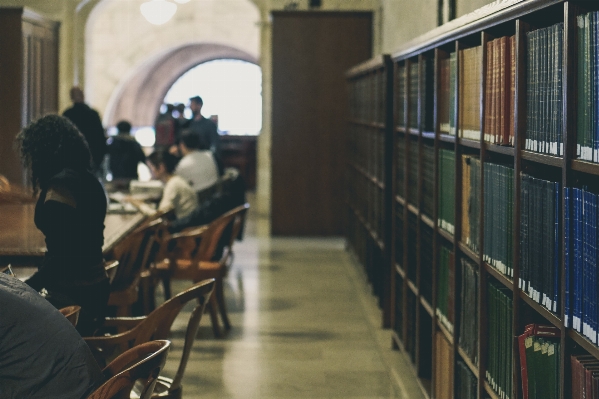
[163,59,262,135]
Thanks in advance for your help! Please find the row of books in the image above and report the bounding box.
[572,353,599,399]
[348,71,386,124]
[565,188,599,345]
[484,35,515,146]
[525,22,564,156]
[459,258,479,366]
[396,137,405,198]
[577,12,599,163]
[436,245,455,333]
[346,169,384,240]
[483,162,514,278]
[400,59,434,131]
[520,174,560,314]
[408,138,419,207]
[456,360,478,399]
[517,324,561,399]
[422,143,434,219]
[420,222,434,304]
[347,126,385,185]
[461,155,481,255]
[394,202,404,269]
[487,280,513,399]
[407,213,418,283]
[438,148,456,234]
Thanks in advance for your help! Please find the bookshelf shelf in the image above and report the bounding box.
[346,2,592,398]
[571,159,599,175]
[567,330,599,361]
[484,381,501,399]
[457,346,479,379]
[421,214,434,229]
[421,296,434,317]
[458,138,481,149]
[521,150,563,167]
[458,241,480,265]
[437,320,454,345]
[437,228,453,243]
[485,143,515,156]
[439,133,456,143]
[407,204,419,217]
[407,279,419,296]
[483,262,512,290]
[518,290,562,328]
[395,263,406,279]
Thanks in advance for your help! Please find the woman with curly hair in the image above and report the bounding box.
[17,114,109,336]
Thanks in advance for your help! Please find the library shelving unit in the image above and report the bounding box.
[345,1,599,398]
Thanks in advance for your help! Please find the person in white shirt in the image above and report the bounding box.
[147,150,199,220]
[175,129,219,193]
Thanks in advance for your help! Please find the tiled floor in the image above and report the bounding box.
[159,203,428,398]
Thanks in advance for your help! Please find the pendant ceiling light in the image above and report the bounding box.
[140,0,177,25]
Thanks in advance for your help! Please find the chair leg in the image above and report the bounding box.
[208,295,222,338]
[215,278,231,331]
[161,276,172,300]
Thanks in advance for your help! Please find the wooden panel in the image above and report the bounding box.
[271,12,372,235]
[0,8,59,186]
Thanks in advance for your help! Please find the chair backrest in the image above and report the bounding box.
[88,340,170,399]
[0,175,9,192]
[219,203,250,264]
[85,279,215,359]
[104,260,119,284]
[110,218,165,291]
[193,204,249,264]
[59,305,81,327]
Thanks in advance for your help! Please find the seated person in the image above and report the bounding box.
[175,129,219,193]
[107,120,146,180]
[147,150,199,220]
[17,115,110,336]
[0,272,104,398]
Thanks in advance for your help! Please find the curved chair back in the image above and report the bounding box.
[59,305,81,327]
[88,340,171,399]
[219,203,249,266]
[104,260,119,285]
[85,279,215,360]
[193,205,248,263]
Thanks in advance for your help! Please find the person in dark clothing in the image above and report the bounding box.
[189,95,223,175]
[62,87,107,173]
[155,103,176,150]
[108,120,146,180]
[17,115,109,336]
[0,272,105,399]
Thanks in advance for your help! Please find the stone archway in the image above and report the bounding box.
[104,43,258,127]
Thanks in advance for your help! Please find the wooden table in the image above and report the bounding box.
[0,203,146,266]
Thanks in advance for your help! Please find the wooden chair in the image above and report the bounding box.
[153,203,249,337]
[107,218,166,317]
[88,340,171,399]
[105,260,119,285]
[59,305,81,327]
[84,279,215,379]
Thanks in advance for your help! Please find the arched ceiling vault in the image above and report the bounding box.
[105,43,258,127]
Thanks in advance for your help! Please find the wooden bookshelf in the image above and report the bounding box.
[346,1,599,398]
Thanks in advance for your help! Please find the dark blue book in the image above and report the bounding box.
[573,188,583,332]
[565,188,571,327]
[583,190,591,339]
[592,193,598,344]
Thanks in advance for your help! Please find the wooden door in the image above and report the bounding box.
[271,12,372,235]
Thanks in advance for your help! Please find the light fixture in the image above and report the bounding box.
[174,0,190,3]
[140,0,177,25]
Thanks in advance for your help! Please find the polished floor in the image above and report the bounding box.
[159,203,428,399]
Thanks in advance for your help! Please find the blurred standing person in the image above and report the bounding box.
[154,103,176,151]
[17,115,110,336]
[107,120,146,181]
[189,95,223,175]
[62,87,107,176]
[169,103,190,157]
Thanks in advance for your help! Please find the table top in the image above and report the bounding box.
[0,203,146,258]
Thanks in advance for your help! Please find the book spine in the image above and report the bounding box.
[565,187,571,328]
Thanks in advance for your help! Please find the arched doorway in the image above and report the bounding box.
[104,43,258,128]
